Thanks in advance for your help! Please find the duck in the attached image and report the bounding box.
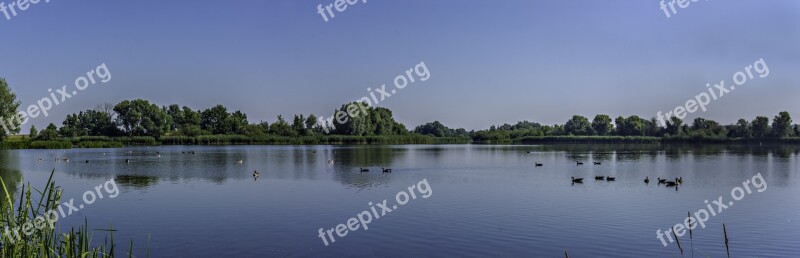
[644,176,650,184]
[594,176,605,180]
[593,162,602,165]
[252,170,260,177]
[665,181,678,187]
[360,168,370,173]
[327,159,334,164]
[236,160,244,164]
[535,162,543,167]
[657,177,667,184]
[85,160,90,163]
[382,168,392,173]
[576,161,584,165]
[571,177,584,183]
[606,176,616,181]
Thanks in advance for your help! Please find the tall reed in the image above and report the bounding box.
[0,170,134,257]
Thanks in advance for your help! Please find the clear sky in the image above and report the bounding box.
[0,0,798,131]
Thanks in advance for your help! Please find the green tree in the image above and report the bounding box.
[200,105,231,135]
[591,115,613,136]
[292,115,306,136]
[331,102,374,136]
[270,115,296,136]
[665,117,683,136]
[413,121,451,137]
[616,116,646,136]
[29,125,37,139]
[0,78,21,140]
[752,116,770,138]
[164,104,184,131]
[59,113,85,137]
[38,123,59,140]
[771,111,792,137]
[564,115,592,135]
[305,115,318,135]
[114,99,172,138]
[730,119,751,138]
[228,110,249,135]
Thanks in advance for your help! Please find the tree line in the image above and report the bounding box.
[24,99,468,141]
[0,78,796,143]
[470,113,797,143]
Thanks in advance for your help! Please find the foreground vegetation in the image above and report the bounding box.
[0,171,135,257]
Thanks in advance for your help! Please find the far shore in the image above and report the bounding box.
[3,135,800,150]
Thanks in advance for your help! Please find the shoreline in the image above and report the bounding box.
[3,135,800,149]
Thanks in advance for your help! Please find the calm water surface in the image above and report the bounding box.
[1,144,799,257]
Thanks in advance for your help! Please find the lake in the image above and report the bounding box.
[1,144,798,257]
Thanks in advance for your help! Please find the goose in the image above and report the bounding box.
[665,181,678,187]
[85,160,90,163]
[644,176,650,184]
[382,168,392,173]
[252,170,260,177]
[327,160,335,164]
[571,177,584,183]
[606,176,616,181]
[360,168,370,173]
[593,162,602,165]
[657,177,667,184]
[594,176,605,180]
[576,161,584,165]
[535,162,543,167]
[676,177,683,184]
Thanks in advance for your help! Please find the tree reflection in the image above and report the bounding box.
[114,175,159,189]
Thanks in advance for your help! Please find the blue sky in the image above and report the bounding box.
[0,0,798,130]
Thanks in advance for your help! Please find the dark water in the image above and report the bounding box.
[2,144,799,257]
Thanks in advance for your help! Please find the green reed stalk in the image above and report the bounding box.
[0,169,134,257]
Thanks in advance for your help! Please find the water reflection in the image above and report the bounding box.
[18,144,800,191]
[0,151,21,197]
[114,175,159,189]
